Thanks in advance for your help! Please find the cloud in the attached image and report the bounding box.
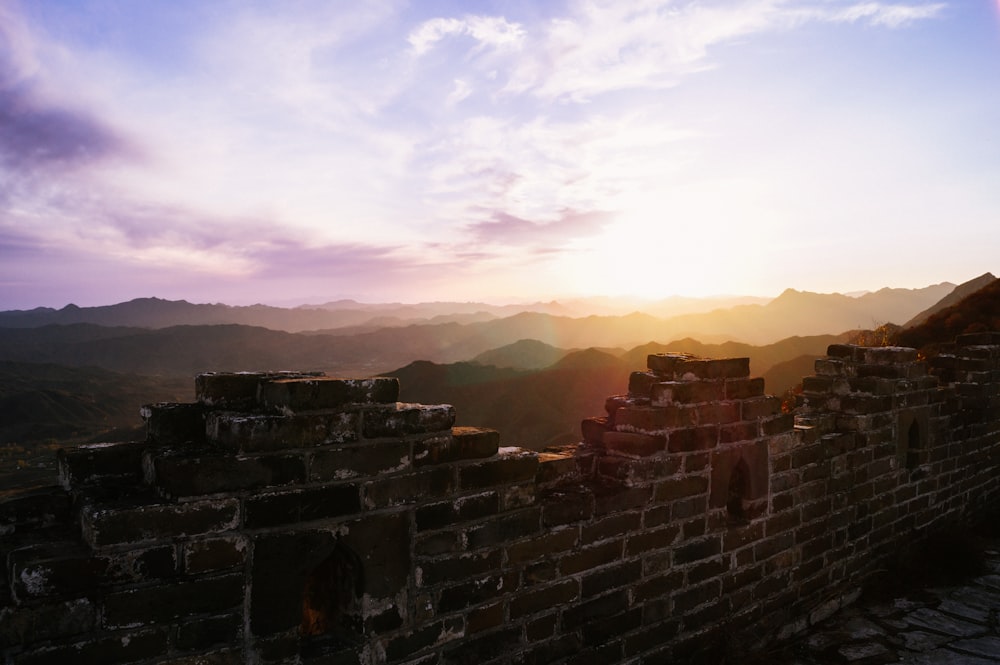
[408,15,526,55]
[0,3,133,173]
[829,2,947,28]
[0,89,130,170]
[467,209,613,246]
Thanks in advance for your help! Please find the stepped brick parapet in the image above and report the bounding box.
[2,341,1000,664]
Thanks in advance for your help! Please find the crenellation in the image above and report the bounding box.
[4,339,1000,664]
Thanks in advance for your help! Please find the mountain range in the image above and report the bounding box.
[0,274,995,469]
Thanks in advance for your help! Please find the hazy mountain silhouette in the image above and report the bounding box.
[0,283,954,345]
[471,339,573,370]
[903,273,997,328]
[896,278,1000,354]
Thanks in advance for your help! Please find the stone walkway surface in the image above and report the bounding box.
[762,543,1000,664]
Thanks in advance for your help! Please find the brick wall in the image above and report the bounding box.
[3,334,1000,664]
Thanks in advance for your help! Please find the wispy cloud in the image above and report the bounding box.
[467,209,614,246]
[408,15,526,55]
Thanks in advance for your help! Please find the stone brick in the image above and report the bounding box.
[414,427,499,466]
[103,573,244,628]
[207,411,359,451]
[581,560,642,597]
[673,536,722,565]
[419,550,501,587]
[58,442,146,487]
[0,487,71,534]
[9,628,168,665]
[593,484,652,515]
[467,602,505,634]
[197,371,319,408]
[652,380,726,406]
[465,507,541,549]
[175,613,242,651]
[581,512,642,545]
[559,539,624,575]
[581,417,610,445]
[459,449,539,490]
[726,377,766,399]
[614,405,689,432]
[81,496,240,548]
[542,489,594,526]
[0,598,96,646]
[152,450,305,497]
[603,431,666,457]
[678,357,750,380]
[10,542,176,600]
[363,403,456,438]
[625,526,679,557]
[184,536,247,574]
[628,371,659,397]
[438,571,516,613]
[310,439,410,480]
[243,483,360,528]
[667,425,718,452]
[441,625,518,664]
[258,376,399,411]
[653,476,708,502]
[363,467,454,509]
[142,402,207,445]
[562,590,627,629]
[506,527,578,564]
[510,579,579,619]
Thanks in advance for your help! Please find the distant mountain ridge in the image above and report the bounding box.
[0,282,956,343]
[903,273,997,328]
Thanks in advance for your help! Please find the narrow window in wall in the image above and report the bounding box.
[727,458,750,520]
[906,419,922,470]
[301,542,364,645]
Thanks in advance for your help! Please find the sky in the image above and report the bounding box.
[2,0,999,309]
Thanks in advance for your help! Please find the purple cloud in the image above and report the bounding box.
[467,208,614,245]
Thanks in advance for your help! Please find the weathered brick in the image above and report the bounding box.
[363,403,456,438]
[603,431,666,457]
[625,526,679,557]
[414,427,499,466]
[581,560,642,597]
[652,381,726,405]
[10,543,176,599]
[243,484,360,528]
[152,450,305,497]
[103,573,244,628]
[419,550,501,587]
[581,512,642,545]
[562,590,627,629]
[673,536,721,565]
[142,402,207,445]
[559,539,623,575]
[81,497,239,548]
[259,376,399,411]
[510,579,579,619]
[460,450,539,489]
[0,598,96,646]
[310,440,409,480]
[9,628,168,665]
[506,528,578,565]
[465,508,541,549]
[58,442,146,487]
[668,425,718,452]
[438,571,516,613]
[653,476,708,502]
[207,411,358,451]
[363,467,454,509]
[184,536,247,574]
